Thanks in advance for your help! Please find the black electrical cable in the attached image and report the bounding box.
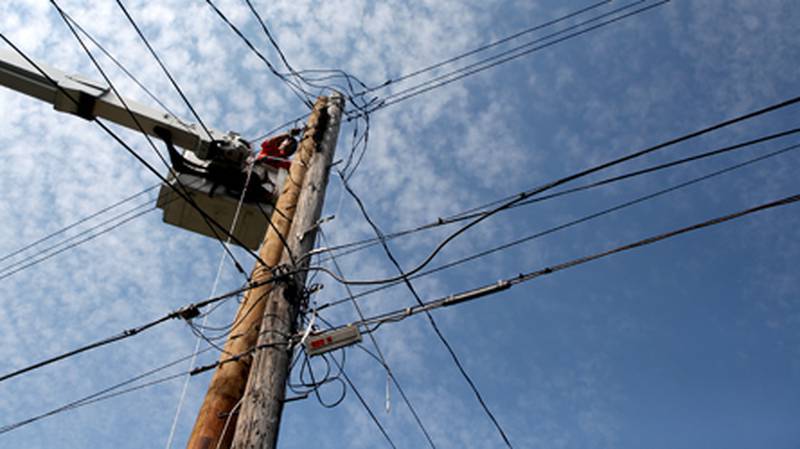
[330,190,800,336]
[318,306,438,447]
[357,0,612,95]
[309,126,800,266]
[53,1,250,276]
[0,205,154,283]
[0,346,216,435]
[0,184,158,265]
[0,276,278,384]
[59,10,184,122]
[230,1,375,180]
[248,112,310,142]
[362,0,667,115]
[204,0,314,108]
[242,0,304,82]
[337,172,514,448]
[330,356,398,449]
[318,141,800,311]
[114,0,215,140]
[306,92,800,286]
[0,178,206,283]
[303,351,348,408]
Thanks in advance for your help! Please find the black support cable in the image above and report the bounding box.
[362,0,667,115]
[337,173,514,448]
[317,141,800,311]
[330,356,398,449]
[335,190,800,333]
[0,346,215,435]
[308,126,800,265]
[114,0,215,140]
[0,277,277,384]
[307,92,800,286]
[357,0,612,95]
[318,230,438,449]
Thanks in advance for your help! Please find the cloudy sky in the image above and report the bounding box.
[1,1,799,448]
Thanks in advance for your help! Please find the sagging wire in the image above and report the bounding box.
[301,92,800,288]
[303,126,800,273]
[316,140,800,311]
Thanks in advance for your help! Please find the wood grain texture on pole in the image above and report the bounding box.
[231,93,344,449]
[186,96,329,449]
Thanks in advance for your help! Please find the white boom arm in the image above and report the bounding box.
[0,48,242,158]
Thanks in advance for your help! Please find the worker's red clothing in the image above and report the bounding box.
[258,134,297,170]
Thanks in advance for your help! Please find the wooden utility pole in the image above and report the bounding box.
[186,96,333,449]
[231,93,343,449]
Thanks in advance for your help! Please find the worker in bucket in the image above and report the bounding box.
[256,128,302,170]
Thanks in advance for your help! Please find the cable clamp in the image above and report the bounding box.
[174,304,201,321]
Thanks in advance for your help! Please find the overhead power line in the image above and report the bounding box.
[318,230,437,449]
[307,92,800,286]
[0,277,277,384]
[331,356,398,449]
[333,190,800,334]
[308,126,800,265]
[59,10,185,123]
[355,0,668,116]
[0,183,159,266]
[0,202,154,282]
[115,0,215,140]
[204,0,314,108]
[317,141,800,310]
[337,172,514,448]
[357,0,612,94]
[51,0,250,276]
[0,346,216,435]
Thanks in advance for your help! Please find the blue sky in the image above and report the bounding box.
[1,1,799,448]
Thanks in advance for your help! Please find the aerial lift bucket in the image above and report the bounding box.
[156,165,287,250]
